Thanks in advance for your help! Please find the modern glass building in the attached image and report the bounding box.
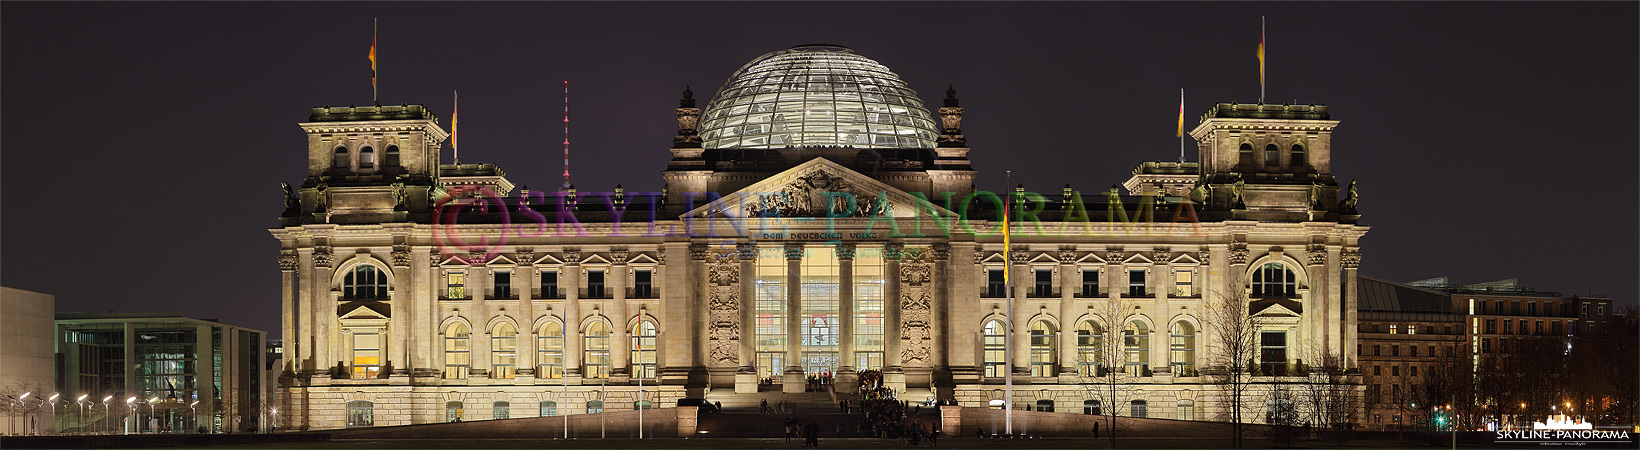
[55,313,265,434]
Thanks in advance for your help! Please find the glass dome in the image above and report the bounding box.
[699,45,939,149]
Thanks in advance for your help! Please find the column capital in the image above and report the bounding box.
[1341,248,1362,269]
[835,243,856,261]
[1306,244,1327,266]
[278,253,298,271]
[784,243,804,260]
[391,244,412,268]
[563,247,584,265]
[312,246,333,269]
[610,247,629,265]
[515,248,535,266]
[929,243,950,261]
[688,244,709,261]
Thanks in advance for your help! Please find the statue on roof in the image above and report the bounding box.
[282,182,300,216]
[1339,180,1359,214]
[1231,180,1246,209]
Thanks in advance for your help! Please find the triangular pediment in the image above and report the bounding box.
[338,303,390,320]
[627,253,659,265]
[684,158,957,220]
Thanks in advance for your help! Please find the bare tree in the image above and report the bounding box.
[1203,282,1260,449]
[1079,295,1140,449]
[0,378,51,435]
[1295,349,1361,444]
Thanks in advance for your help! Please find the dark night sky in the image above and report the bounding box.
[3,2,1636,337]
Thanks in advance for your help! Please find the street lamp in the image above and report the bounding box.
[147,397,158,434]
[17,392,31,436]
[48,394,60,435]
[125,397,136,435]
[190,401,198,434]
[101,396,112,434]
[76,395,88,435]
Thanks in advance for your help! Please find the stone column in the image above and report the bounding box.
[1153,248,1171,375]
[516,249,536,378]
[837,244,856,372]
[563,249,583,379]
[296,249,314,374]
[1010,248,1030,376]
[735,243,758,393]
[468,256,491,379]
[783,243,805,393]
[413,248,435,375]
[610,248,630,379]
[1341,248,1361,370]
[390,246,412,376]
[279,254,297,374]
[660,243,700,384]
[313,247,335,375]
[883,243,903,371]
[930,244,950,370]
[1305,244,1329,360]
[1056,248,1077,377]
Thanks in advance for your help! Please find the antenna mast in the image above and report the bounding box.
[562,80,572,190]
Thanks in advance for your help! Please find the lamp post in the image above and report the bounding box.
[48,394,59,435]
[147,397,158,434]
[76,395,87,435]
[125,397,136,435]
[190,401,198,434]
[18,392,30,436]
[101,396,112,435]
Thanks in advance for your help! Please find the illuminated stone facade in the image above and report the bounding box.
[271,45,1367,430]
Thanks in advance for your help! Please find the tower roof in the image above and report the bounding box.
[698,45,939,149]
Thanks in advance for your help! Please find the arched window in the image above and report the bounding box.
[1264,144,1280,167]
[1290,144,1306,167]
[359,146,375,169]
[1178,399,1195,420]
[384,145,401,168]
[1238,143,1254,165]
[539,401,557,417]
[492,401,510,420]
[346,400,374,427]
[333,146,349,169]
[586,400,604,414]
[1123,321,1150,377]
[1076,321,1104,376]
[1083,399,1101,415]
[444,323,470,379]
[491,323,517,378]
[537,322,563,379]
[1251,262,1298,298]
[631,320,657,379]
[983,320,1006,378]
[1130,399,1148,418]
[445,401,463,422]
[584,321,610,379]
[1171,322,1197,377]
[1029,320,1057,377]
[343,265,388,300]
[1036,399,1055,412]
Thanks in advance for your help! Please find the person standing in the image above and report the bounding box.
[806,420,819,447]
[1093,421,1099,438]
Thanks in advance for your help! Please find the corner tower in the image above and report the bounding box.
[1187,102,1352,223]
[284,104,449,225]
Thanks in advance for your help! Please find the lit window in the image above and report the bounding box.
[1170,322,1196,377]
[539,401,557,417]
[445,401,463,422]
[1084,399,1101,415]
[631,321,657,379]
[1029,321,1057,377]
[1260,331,1287,376]
[491,323,517,378]
[583,321,610,378]
[1173,269,1193,297]
[443,323,470,379]
[493,401,510,420]
[1390,325,1398,334]
[1076,321,1103,377]
[586,400,604,414]
[347,401,374,427]
[351,331,381,379]
[754,248,786,378]
[536,322,563,379]
[446,271,466,299]
[1123,321,1150,377]
[983,320,1006,378]
[333,146,349,169]
[1130,399,1148,418]
[1177,399,1195,421]
[853,251,885,370]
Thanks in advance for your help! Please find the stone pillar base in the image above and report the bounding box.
[885,367,907,394]
[782,367,806,393]
[734,372,759,394]
[835,366,860,394]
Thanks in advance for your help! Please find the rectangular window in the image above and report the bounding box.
[1391,366,1399,377]
[1390,325,1398,334]
[1128,269,1146,297]
[1581,305,1588,318]
[985,269,1006,297]
[1033,269,1053,297]
[587,270,605,298]
[1410,346,1418,357]
[1373,345,1380,356]
[754,248,786,378]
[1392,345,1399,357]
[351,332,380,379]
[540,270,558,298]
[1512,301,1520,315]
[853,252,885,370]
[1486,319,1496,334]
[1481,338,1491,353]
[1478,301,1487,315]
[1410,366,1418,377]
[493,270,512,299]
[1503,320,1512,335]
[1260,331,1287,376]
[1407,325,1417,335]
[633,270,654,298]
[1173,269,1193,297]
[446,271,466,299]
[1081,269,1100,297]
[1529,303,1537,316]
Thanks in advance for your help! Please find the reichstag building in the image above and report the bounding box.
[271,45,1367,429]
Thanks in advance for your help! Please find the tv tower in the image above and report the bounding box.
[561,80,572,190]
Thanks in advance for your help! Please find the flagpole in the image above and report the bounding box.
[1260,15,1266,102]
[1003,169,1013,436]
[1179,88,1186,163]
[453,90,459,164]
[373,18,378,105]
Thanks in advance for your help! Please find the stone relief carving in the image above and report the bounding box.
[899,250,933,366]
[466,250,488,266]
[741,170,891,218]
[1009,248,1029,265]
[707,256,740,367]
[562,248,582,266]
[1105,247,1124,263]
[1152,248,1171,263]
[278,254,298,271]
[610,248,629,265]
[514,249,535,266]
[1306,244,1327,266]
[930,243,950,261]
[1229,246,1250,265]
[1057,247,1076,263]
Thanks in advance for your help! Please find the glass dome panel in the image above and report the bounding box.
[699,46,939,149]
